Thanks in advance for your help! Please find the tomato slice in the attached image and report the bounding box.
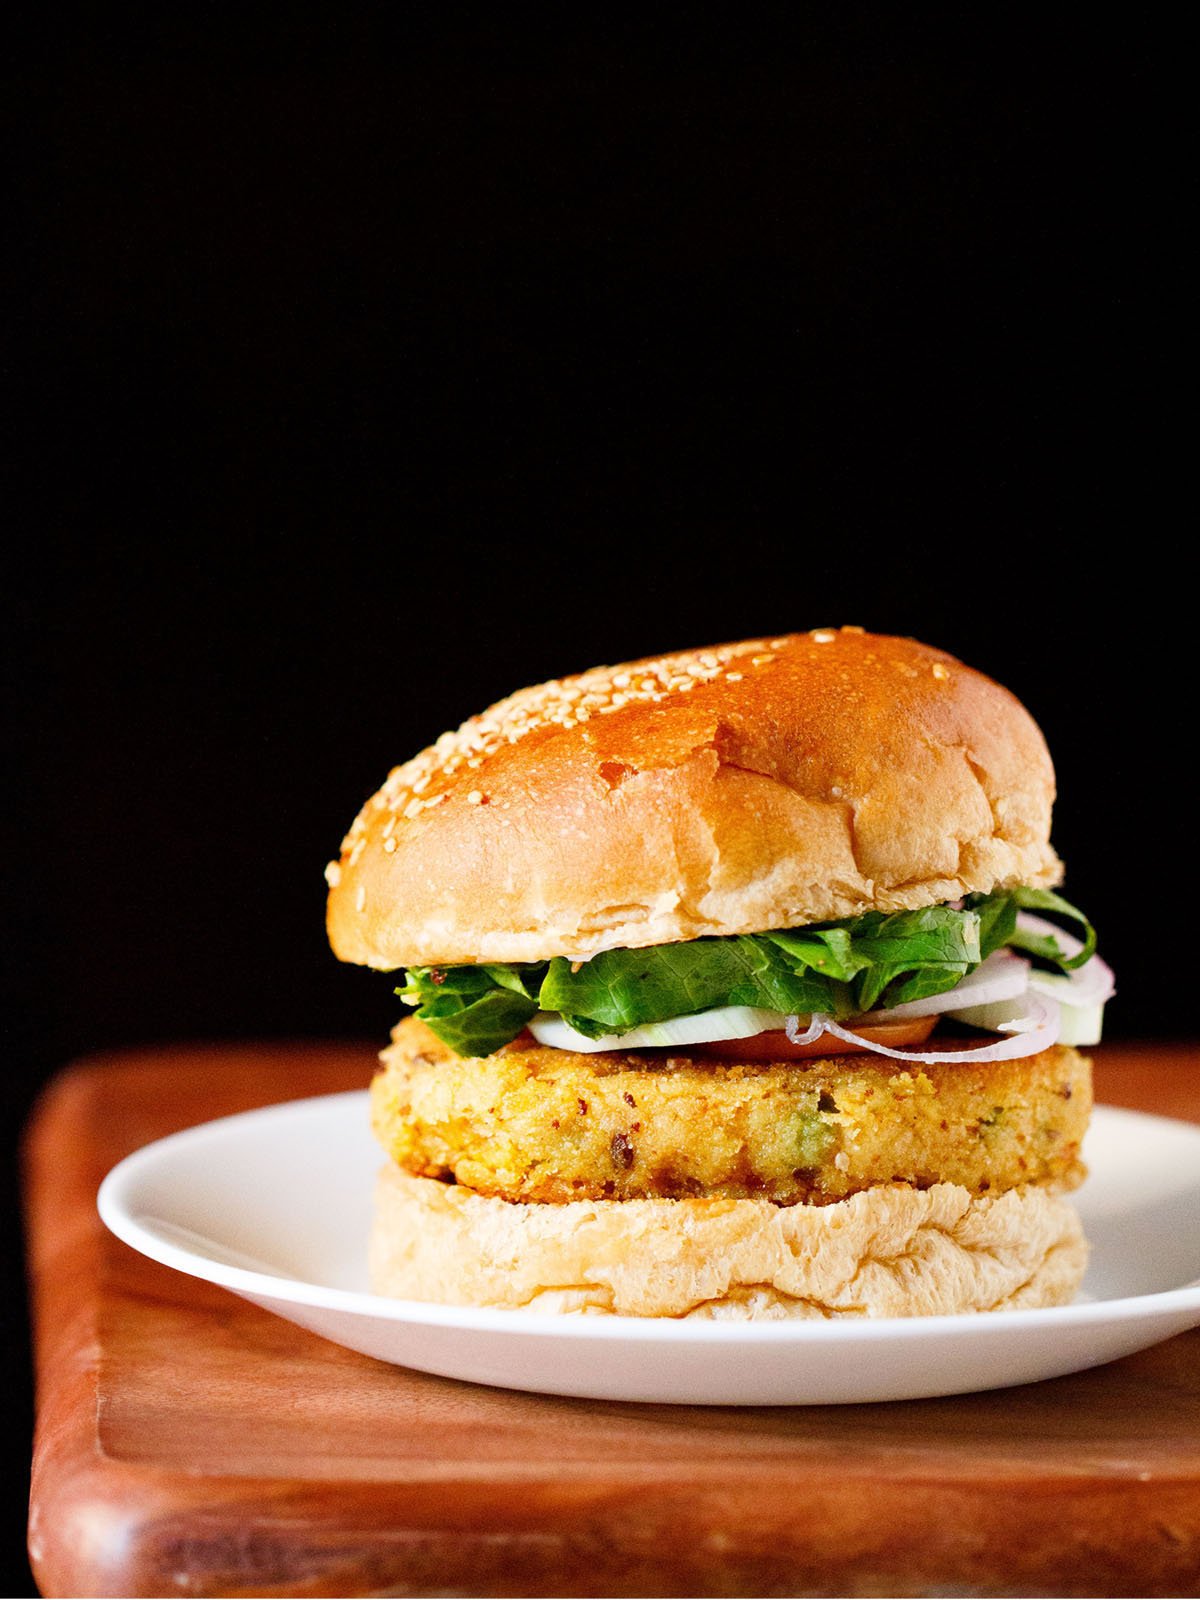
[690,1013,939,1061]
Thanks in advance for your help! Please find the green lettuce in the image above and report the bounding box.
[397,888,1097,1058]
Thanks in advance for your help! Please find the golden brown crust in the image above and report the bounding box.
[368,1166,1089,1318]
[372,1019,1091,1204]
[326,628,1061,969]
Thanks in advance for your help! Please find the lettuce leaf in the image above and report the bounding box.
[1003,886,1097,969]
[396,964,545,1057]
[397,888,1098,1058]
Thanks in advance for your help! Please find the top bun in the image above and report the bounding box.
[326,628,1061,969]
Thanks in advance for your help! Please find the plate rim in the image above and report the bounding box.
[97,1092,1200,1343]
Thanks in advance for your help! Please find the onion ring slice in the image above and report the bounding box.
[791,992,1062,1064]
[1018,913,1116,1007]
[855,949,1031,1025]
[784,1013,828,1046]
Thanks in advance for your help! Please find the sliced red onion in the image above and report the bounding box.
[812,991,1062,1064]
[1018,912,1116,1006]
[855,948,1031,1025]
[1028,963,1115,1009]
[784,1013,828,1045]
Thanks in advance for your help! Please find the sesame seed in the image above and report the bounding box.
[932,662,950,680]
[812,629,835,643]
[383,837,397,853]
[355,885,366,912]
[467,790,484,805]
[324,861,341,886]
[344,638,786,825]
[725,671,743,682]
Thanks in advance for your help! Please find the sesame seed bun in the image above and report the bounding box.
[326,628,1062,969]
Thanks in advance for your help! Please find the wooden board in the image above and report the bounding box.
[23,1040,1200,1597]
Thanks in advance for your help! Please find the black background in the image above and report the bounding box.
[6,14,1185,1593]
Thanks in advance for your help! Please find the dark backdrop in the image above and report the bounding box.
[6,14,1183,1593]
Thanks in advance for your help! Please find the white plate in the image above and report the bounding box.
[97,1095,1200,1405]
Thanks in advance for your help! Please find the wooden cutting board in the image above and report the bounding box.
[23,1041,1200,1597]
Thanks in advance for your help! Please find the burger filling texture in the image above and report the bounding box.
[375,884,1107,1231]
[372,1020,1091,1205]
[396,886,1105,1059]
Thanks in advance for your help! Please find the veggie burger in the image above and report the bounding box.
[325,628,1113,1319]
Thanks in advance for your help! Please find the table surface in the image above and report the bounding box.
[23,1039,1200,1598]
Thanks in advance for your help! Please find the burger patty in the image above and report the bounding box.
[372,1018,1092,1205]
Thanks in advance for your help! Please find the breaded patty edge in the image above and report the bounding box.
[372,1020,1092,1204]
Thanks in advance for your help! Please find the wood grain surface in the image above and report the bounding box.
[23,1040,1200,1598]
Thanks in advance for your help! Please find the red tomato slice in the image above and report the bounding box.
[690,1013,939,1061]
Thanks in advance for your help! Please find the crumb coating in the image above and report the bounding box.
[371,1018,1092,1204]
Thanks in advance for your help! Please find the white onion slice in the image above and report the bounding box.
[960,985,1107,1049]
[812,991,1062,1064]
[949,989,1105,1046]
[1017,912,1116,1007]
[855,948,1030,1025]
[1028,967,1114,1010]
[528,1004,789,1054]
[945,996,1047,1033]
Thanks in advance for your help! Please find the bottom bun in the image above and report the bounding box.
[369,1165,1088,1319]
